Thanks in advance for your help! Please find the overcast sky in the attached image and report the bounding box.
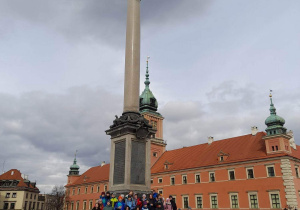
[0,0,299,193]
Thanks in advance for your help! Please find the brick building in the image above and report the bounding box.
[64,68,300,209]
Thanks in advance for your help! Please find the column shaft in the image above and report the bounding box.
[123,0,140,113]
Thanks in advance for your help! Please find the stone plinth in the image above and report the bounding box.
[106,112,155,194]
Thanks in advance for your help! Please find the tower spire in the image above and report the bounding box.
[69,150,80,176]
[265,91,286,136]
[145,56,150,87]
[269,90,276,115]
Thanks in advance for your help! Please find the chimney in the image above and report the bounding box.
[208,136,214,145]
[251,126,258,136]
[101,161,106,167]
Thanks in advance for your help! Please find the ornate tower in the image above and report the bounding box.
[106,0,155,194]
[67,154,80,185]
[139,58,166,166]
[263,92,291,154]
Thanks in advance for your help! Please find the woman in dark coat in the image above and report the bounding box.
[148,194,155,210]
[155,194,164,210]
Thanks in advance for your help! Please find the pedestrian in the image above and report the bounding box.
[164,198,172,210]
[135,194,142,210]
[100,192,107,207]
[155,194,164,210]
[169,196,177,210]
[104,201,113,210]
[98,199,104,210]
[93,203,101,210]
[115,196,125,210]
[142,203,149,210]
[106,192,111,203]
[111,193,118,208]
[148,194,155,210]
[152,190,158,199]
[125,195,134,210]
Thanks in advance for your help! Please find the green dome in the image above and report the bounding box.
[265,95,287,136]
[69,157,80,175]
[70,160,80,170]
[139,59,158,112]
[265,115,285,126]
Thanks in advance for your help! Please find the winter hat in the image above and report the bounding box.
[142,194,146,197]
[118,196,123,200]
[101,192,105,195]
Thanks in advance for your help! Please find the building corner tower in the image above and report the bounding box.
[139,58,166,166]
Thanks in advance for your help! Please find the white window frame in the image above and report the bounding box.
[104,185,107,192]
[246,167,255,179]
[266,165,276,177]
[229,193,239,209]
[209,194,218,209]
[228,169,235,180]
[195,173,200,183]
[89,200,93,210]
[151,179,153,184]
[158,189,163,195]
[158,178,163,183]
[195,195,203,209]
[182,175,187,184]
[77,188,80,195]
[209,172,215,182]
[85,187,88,194]
[83,201,87,210]
[76,201,79,210]
[182,195,189,209]
[170,176,175,185]
[248,191,259,209]
[268,191,281,209]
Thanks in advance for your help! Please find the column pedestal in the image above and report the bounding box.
[106,112,155,194]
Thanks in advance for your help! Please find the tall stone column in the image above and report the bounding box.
[106,0,155,194]
[123,0,140,113]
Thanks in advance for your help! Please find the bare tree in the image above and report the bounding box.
[45,185,65,210]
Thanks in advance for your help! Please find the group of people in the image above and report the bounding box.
[92,190,177,210]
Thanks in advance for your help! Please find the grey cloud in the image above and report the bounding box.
[0,0,212,47]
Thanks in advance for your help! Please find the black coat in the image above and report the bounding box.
[170,200,177,210]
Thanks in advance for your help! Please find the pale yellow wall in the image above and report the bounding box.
[0,190,43,210]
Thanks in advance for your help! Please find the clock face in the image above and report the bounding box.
[136,127,149,139]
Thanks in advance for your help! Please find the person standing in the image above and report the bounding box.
[93,203,101,210]
[168,196,176,210]
[148,194,155,210]
[164,198,172,210]
[110,193,118,208]
[104,201,113,210]
[155,194,164,210]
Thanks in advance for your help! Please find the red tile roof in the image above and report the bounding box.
[66,164,110,186]
[151,132,299,174]
[0,169,39,190]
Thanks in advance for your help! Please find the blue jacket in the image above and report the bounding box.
[114,201,125,210]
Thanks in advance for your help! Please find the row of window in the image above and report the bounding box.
[3,203,15,210]
[69,199,100,210]
[153,166,278,185]
[180,192,280,209]
[71,185,108,195]
[5,193,17,198]
[24,201,44,210]
[0,181,19,187]
[25,193,38,200]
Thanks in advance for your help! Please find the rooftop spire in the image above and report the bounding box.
[69,150,79,176]
[265,90,287,136]
[269,90,276,115]
[145,56,150,87]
